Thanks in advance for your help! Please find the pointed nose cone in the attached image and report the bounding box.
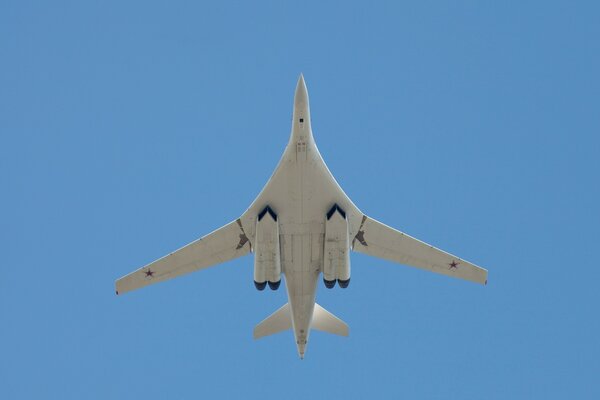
[294,73,309,107]
[292,74,311,136]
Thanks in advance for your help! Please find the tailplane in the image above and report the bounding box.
[312,303,349,336]
[253,302,349,340]
[253,303,292,339]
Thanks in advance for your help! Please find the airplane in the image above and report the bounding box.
[115,74,488,359]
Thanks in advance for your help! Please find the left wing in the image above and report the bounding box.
[116,219,251,295]
[352,215,487,285]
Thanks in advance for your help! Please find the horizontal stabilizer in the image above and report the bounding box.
[312,303,349,336]
[253,303,292,339]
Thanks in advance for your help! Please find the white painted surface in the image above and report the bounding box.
[116,75,487,358]
[254,211,281,285]
[324,207,350,282]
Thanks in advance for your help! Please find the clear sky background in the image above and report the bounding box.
[1,1,599,399]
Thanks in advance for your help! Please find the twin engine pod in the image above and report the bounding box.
[323,204,351,289]
[253,204,351,291]
[254,206,281,291]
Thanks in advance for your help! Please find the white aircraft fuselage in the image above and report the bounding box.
[238,75,362,358]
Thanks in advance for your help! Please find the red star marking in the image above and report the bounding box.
[449,261,459,269]
[144,269,155,277]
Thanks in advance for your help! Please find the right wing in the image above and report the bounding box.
[116,219,251,295]
[352,215,487,285]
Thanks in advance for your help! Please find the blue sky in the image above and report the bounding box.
[1,1,599,398]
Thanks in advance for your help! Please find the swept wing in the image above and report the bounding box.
[116,219,251,295]
[352,215,487,285]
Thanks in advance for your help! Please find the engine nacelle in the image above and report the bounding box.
[254,206,282,290]
[323,204,350,287]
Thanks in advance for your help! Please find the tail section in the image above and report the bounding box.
[312,303,349,336]
[253,303,292,339]
[253,302,349,341]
